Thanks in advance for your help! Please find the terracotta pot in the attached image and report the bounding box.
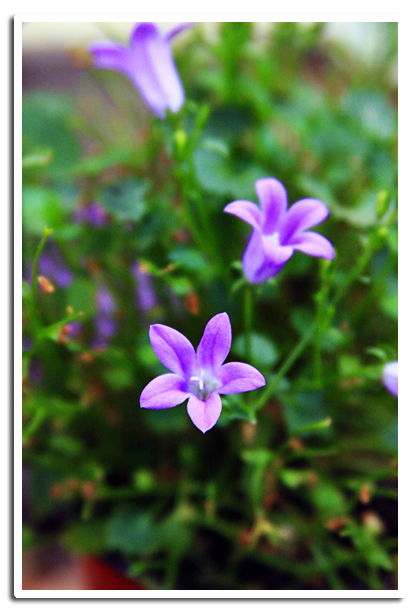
[82,556,147,590]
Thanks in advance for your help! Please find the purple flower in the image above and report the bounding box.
[140,313,265,433]
[74,201,108,227]
[382,361,398,397]
[90,22,188,119]
[92,285,117,349]
[132,263,158,312]
[224,178,335,284]
[38,241,73,289]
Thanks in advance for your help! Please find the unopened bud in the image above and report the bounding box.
[66,306,74,315]
[362,511,384,535]
[325,516,350,531]
[78,351,95,364]
[174,129,187,153]
[185,292,200,315]
[359,482,372,504]
[58,325,70,345]
[81,481,96,499]
[38,276,55,294]
[139,262,149,274]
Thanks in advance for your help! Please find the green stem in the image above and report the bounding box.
[23,407,46,446]
[28,228,54,335]
[244,284,253,363]
[253,322,317,413]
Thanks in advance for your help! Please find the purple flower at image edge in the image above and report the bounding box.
[140,313,265,433]
[224,178,335,284]
[382,361,398,397]
[89,22,190,118]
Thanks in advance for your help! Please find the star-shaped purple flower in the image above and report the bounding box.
[90,22,188,119]
[224,178,335,284]
[382,361,398,397]
[140,313,265,433]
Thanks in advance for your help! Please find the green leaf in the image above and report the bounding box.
[168,246,209,272]
[62,520,106,555]
[193,147,265,200]
[99,179,149,222]
[233,332,280,368]
[102,365,134,391]
[282,391,329,434]
[311,480,347,519]
[22,92,80,174]
[105,506,159,555]
[66,278,96,317]
[142,403,189,433]
[241,448,273,466]
[22,186,65,235]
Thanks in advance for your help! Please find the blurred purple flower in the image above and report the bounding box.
[224,178,335,284]
[140,313,265,433]
[74,201,108,227]
[90,22,189,118]
[92,285,117,349]
[382,361,398,397]
[132,263,157,312]
[38,241,73,289]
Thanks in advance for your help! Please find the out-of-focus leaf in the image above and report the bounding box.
[282,391,329,434]
[380,275,398,320]
[22,186,65,235]
[99,179,149,222]
[343,90,396,141]
[233,332,280,368]
[311,480,347,519]
[105,506,159,555]
[61,520,106,555]
[142,403,189,433]
[22,92,80,173]
[193,147,265,200]
[168,246,209,273]
[241,448,273,466]
[67,278,96,317]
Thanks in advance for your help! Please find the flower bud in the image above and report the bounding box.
[38,276,55,294]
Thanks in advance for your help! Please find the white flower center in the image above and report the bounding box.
[266,231,280,245]
[189,369,221,400]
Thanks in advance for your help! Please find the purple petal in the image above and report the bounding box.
[382,361,398,397]
[140,373,189,409]
[224,200,262,229]
[165,22,194,41]
[243,229,293,284]
[217,362,265,394]
[281,198,330,244]
[242,229,266,284]
[149,324,196,377]
[129,23,184,117]
[255,178,288,235]
[187,391,222,433]
[289,231,335,260]
[197,312,232,371]
[89,40,130,72]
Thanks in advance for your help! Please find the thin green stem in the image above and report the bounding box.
[28,228,54,335]
[244,284,253,363]
[23,407,46,446]
[253,322,317,413]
